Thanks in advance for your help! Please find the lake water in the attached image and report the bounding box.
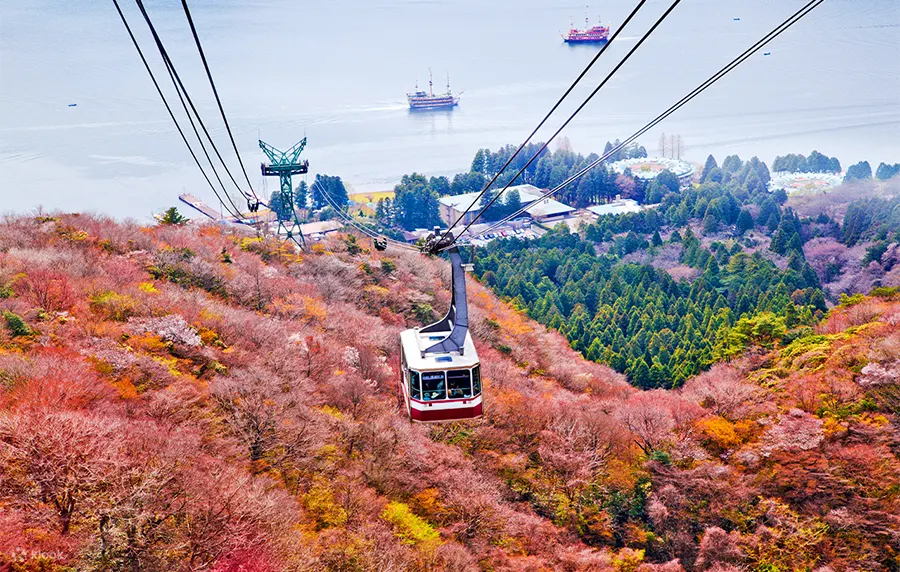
[1,0,898,219]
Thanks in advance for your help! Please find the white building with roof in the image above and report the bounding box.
[587,196,644,218]
[439,184,574,226]
[297,220,342,240]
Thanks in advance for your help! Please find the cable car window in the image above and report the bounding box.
[472,366,482,395]
[409,370,421,400]
[421,371,446,401]
[447,369,472,399]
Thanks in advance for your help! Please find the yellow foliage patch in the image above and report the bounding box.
[698,416,741,450]
[317,405,344,420]
[301,296,327,322]
[198,308,223,323]
[605,459,638,491]
[198,327,222,347]
[380,501,442,549]
[89,290,137,322]
[363,284,390,297]
[612,547,645,572]
[57,226,89,242]
[138,282,159,294]
[497,313,533,337]
[303,482,347,529]
[151,355,182,376]
[130,334,168,353]
[237,236,264,251]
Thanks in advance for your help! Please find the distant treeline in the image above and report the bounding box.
[376,140,647,230]
[772,150,841,173]
[771,150,900,184]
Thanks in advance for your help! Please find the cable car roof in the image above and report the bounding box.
[401,328,479,371]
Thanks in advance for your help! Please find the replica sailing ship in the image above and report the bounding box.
[407,70,460,111]
[562,15,610,44]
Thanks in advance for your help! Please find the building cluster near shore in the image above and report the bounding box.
[178,156,696,246]
[608,157,695,187]
[769,171,843,194]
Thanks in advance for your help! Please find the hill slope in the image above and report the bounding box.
[0,214,898,571]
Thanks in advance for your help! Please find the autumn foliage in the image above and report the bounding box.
[0,214,898,571]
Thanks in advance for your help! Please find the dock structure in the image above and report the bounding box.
[179,194,227,221]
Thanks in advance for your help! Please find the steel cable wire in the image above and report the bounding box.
[312,181,419,252]
[110,0,242,219]
[446,0,683,245]
[445,0,825,249]
[434,0,652,246]
[134,0,252,207]
[180,0,259,201]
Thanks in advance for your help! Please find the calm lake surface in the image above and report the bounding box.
[1,0,898,219]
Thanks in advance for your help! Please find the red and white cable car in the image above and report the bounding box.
[399,247,483,422]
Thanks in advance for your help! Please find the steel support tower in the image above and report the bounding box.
[259,138,309,248]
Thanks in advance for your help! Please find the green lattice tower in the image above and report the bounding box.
[259,138,309,248]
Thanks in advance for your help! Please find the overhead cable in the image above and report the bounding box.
[448,0,825,248]
[447,0,683,244]
[110,0,242,219]
[434,0,652,246]
[313,181,418,252]
[179,0,259,202]
[133,0,252,208]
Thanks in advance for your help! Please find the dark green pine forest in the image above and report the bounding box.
[473,152,844,388]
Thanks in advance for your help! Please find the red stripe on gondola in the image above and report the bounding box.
[410,403,483,422]
[409,394,482,405]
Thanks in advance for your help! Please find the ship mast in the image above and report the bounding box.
[446,72,451,95]
[428,67,434,97]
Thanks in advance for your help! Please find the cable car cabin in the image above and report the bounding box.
[398,245,483,422]
[400,329,482,422]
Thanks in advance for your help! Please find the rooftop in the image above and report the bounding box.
[401,328,479,370]
[439,184,544,212]
[588,198,644,217]
[298,220,343,236]
[525,198,576,218]
[439,184,573,219]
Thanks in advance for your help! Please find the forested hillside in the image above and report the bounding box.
[1,214,899,571]
[475,148,900,387]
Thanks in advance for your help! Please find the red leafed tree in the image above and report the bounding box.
[5,351,113,411]
[178,465,295,570]
[694,526,744,570]
[681,364,761,420]
[14,268,77,313]
[616,390,678,455]
[210,367,316,470]
[0,410,121,534]
[211,547,277,572]
[762,408,824,454]
[538,403,620,502]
